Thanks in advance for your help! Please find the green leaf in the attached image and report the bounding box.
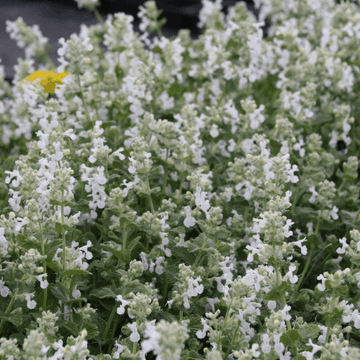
[83,322,100,340]
[55,222,71,233]
[64,269,92,277]
[1,307,23,328]
[1,156,17,174]
[101,243,125,262]
[337,285,348,294]
[50,282,69,301]
[264,282,292,301]
[306,233,320,250]
[50,199,73,207]
[298,324,320,340]
[269,138,282,155]
[125,236,142,260]
[45,260,61,274]
[89,287,117,299]
[61,321,78,335]
[280,329,302,347]
[167,81,182,97]
[181,350,203,360]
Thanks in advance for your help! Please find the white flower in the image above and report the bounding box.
[113,340,125,359]
[187,277,204,297]
[283,219,294,238]
[141,320,161,354]
[308,186,318,204]
[36,274,49,289]
[183,206,196,227]
[25,293,36,310]
[261,333,271,354]
[330,206,339,220]
[128,322,140,343]
[196,318,209,339]
[286,265,298,284]
[195,186,210,214]
[267,301,276,310]
[336,237,348,254]
[0,278,9,298]
[317,274,326,292]
[112,147,125,161]
[293,238,308,255]
[72,286,81,299]
[210,124,219,138]
[116,295,130,315]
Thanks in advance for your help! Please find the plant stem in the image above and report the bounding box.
[145,173,155,215]
[291,188,302,215]
[177,174,184,204]
[290,247,313,303]
[162,148,168,194]
[122,228,128,270]
[39,220,47,311]
[193,236,209,268]
[0,288,19,335]
[93,7,105,26]
[224,320,240,359]
[62,190,66,275]
[103,303,118,343]
[162,274,168,307]
[324,289,336,344]
[76,74,91,123]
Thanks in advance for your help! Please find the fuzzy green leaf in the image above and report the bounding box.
[64,269,92,277]
[280,329,302,347]
[89,287,117,299]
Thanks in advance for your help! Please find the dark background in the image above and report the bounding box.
[0,0,258,84]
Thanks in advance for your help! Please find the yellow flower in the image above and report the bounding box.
[20,69,70,94]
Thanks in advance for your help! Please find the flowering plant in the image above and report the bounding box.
[0,0,360,358]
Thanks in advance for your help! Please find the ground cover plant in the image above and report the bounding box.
[0,0,360,358]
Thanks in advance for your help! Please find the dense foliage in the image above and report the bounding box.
[0,0,360,358]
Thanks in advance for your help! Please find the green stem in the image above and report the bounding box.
[76,74,91,123]
[109,314,120,353]
[132,342,137,354]
[355,208,360,222]
[243,205,249,224]
[224,320,240,359]
[162,274,168,307]
[177,174,184,204]
[193,236,209,268]
[281,293,292,330]
[103,303,118,343]
[162,148,168,194]
[45,56,56,71]
[338,179,345,193]
[324,289,336,344]
[62,190,66,276]
[61,301,65,322]
[93,7,105,26]
[122,228,128,270]
[39,221,47,311]
[222,297,233,329]
[0,288,19,335]
[145,173,155,215]
[290,247,313,303]
[315,218,321,235]
[179,310,183,323]
[291,188,301,215]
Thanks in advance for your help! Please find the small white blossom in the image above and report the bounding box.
[336,237,348,254]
